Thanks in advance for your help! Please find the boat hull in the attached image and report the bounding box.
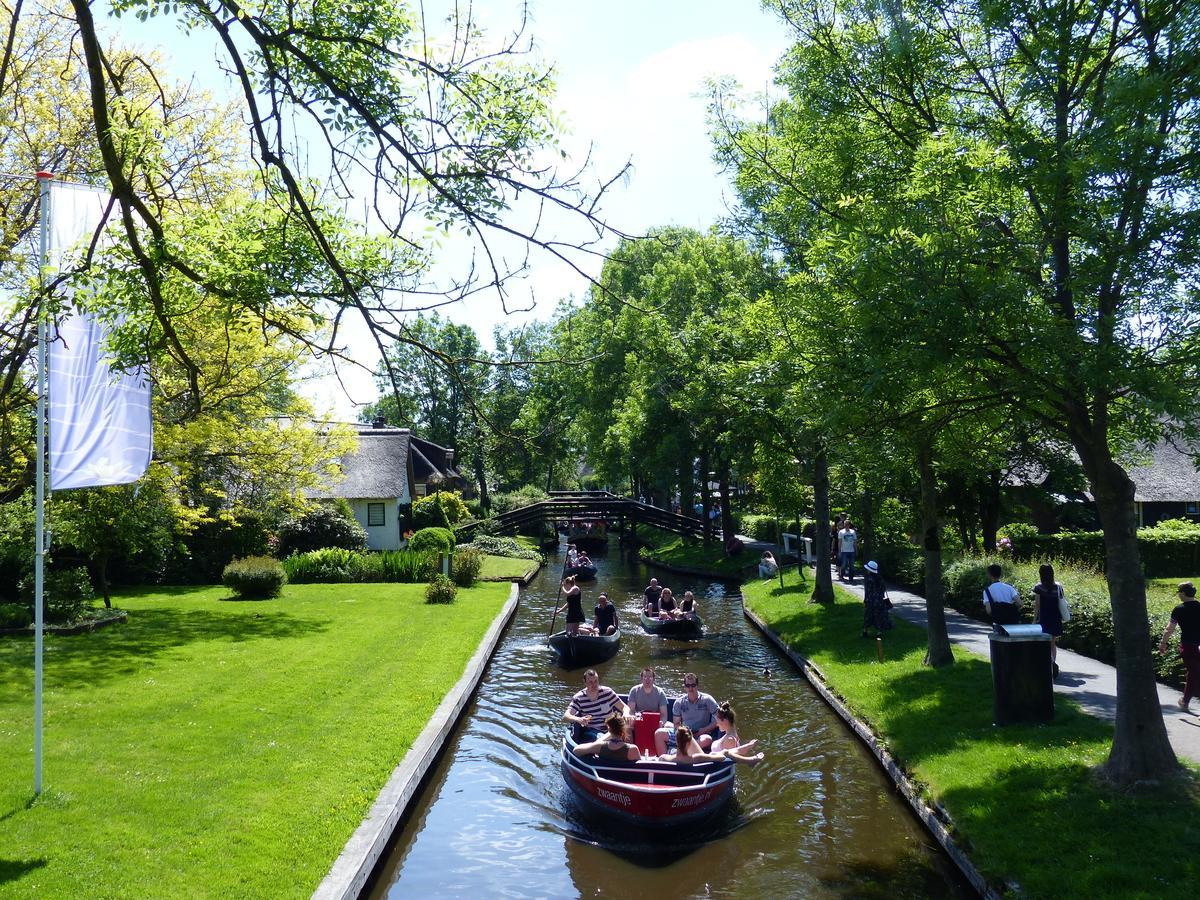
[548,629,621,667]
[560,737,733,827]
[562,564,598,581]
[640,611,704,639]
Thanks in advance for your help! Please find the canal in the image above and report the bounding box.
[369,546,972,898]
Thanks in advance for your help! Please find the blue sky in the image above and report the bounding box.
[101,2,791,418]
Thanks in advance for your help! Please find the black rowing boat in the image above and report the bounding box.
[640,611,704,639]
[548,628,622,667]
[562,563,598,581]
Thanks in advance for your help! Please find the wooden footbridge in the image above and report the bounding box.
[455,490,717,542]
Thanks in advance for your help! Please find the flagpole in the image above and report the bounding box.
[34,170,52,795]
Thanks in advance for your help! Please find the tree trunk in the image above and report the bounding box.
[918,443,953,667]
[979,470,1001,552]
[98,555,112,609]
[811,448,834,604]
[1083,449,1179,782]
[700,452,712,545]
[719,466,735,544]
[473,451,490,513]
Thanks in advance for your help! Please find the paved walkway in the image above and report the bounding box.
[829,567,1200,765]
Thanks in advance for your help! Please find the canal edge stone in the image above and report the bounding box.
[741,604,999,900]
[312,583,520,900]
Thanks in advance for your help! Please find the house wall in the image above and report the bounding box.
[350,498,402,551]
[1138,501,1200,528]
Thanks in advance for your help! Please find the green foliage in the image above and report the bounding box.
[412,490,470,529]
[489,485,548,514]
[1008,525,1200,578]
[18,567,97,625]
[425,573,458,604]
[222,556,287,600]
[277,504,367,557]
[460,535,542,560]
[873,543,925,592]
[0,495,33,601]
[408,527,454,554]
[0,602,31,628]
[174,510,272,584]
[282,548,438,584]
[452,547,483,587]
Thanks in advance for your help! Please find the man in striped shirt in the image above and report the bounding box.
[564,669,630,741]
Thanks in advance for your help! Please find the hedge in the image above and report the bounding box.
[1007,521,1200,578]
[222,556,287,600]
[282,548,438,584]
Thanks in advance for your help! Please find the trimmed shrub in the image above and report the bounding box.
[1006,522,1200,578]
[412,491,470,529]
[425,573,457,604]
[874,543,925,592]
[277,504,367,558]
[461,535,541,561]
[222,556,287,599]
[739,514,779,543]
[491,485,548,515]
[0,602,32,628]
[409,527,454,554]
[176,511,272,584]
[20,566,97,624]
[452,547,483,587]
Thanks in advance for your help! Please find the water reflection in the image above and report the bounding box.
[369,544,971,899]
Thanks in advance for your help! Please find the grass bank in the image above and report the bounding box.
[634,525,747,578]
[742,579,1200,899]
[0,581,511,899]
[480,554,540,581]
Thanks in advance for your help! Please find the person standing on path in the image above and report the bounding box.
[1160,582,1200,714]
[861,560,894,638]
[983,564,1022,628]
[837,519,858,583]
[1032,563,1067,678]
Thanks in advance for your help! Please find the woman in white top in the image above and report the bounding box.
[710,702,744,753]
[659,726,763,767]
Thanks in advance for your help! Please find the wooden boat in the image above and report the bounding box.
[640,610,704,639]
[560,729,734,827]
[548,628,621,667]
[567,520,608,551]
[562,563,597,581]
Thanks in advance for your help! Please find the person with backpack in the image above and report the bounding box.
[1032,563,1069,678]
[982,564,1022,628]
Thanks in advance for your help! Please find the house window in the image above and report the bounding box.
[1187,501,1199,515]
[414,483,427,497]
[367,503,386,527]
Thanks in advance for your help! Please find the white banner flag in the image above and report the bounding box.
[46,181,152,490]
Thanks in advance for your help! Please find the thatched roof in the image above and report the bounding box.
[310,427,411,500]
[1127,438,1200,503]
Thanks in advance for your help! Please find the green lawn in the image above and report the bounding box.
[742,579,1200,899]
[0,581,511,899]
[479,554,540,581]
[635,525,747,578]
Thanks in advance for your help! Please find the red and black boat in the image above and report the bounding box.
[560,724,735,827]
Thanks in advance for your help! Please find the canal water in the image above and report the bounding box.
[369,546,972,899]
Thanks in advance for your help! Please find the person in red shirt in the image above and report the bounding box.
[1160,581,1200,713]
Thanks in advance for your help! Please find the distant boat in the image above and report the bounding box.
[548,628,621,667]
[560,729,734,827]
[567,520,608,551]
[640,611,704,640]
[562,563,597,581]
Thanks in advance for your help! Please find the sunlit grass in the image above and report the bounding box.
[743,579,1200,899]
[0,581,510,899]
[480,554,539,580]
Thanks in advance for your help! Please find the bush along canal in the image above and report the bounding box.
[367,546,972,898]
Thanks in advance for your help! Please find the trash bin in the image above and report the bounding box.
[988,624,1054,725]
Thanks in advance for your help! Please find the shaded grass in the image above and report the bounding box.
[742,579,1200,899]
[635,525,746,578]
[479,554,539,581]
[0,581,511,899]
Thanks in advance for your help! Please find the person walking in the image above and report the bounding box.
[861,560,893,638]
[1032,563,1067,678]
[982,564,1021,628]
[1160,582,1200,714]
[837,519,858,584]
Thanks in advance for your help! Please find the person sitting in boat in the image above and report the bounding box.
[658,725,764,767]
[652,673,720,754]
[572,711,640,762]
[564,669,630,741]
[627,667,668,721]
[575,552,593,569]
[657,587,678,620]
[711,702,745,752]
[758,551,779,579]
[592,592,619,636]
[557,575,596,636]
[566,543,579,567]
[678,591,699,620]
[643,578,663,615]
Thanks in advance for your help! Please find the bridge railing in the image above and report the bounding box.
[454,492,717,542]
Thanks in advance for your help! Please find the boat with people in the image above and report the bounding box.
[562,563,598,581]
[548,627,622,667]
[640,610,704,639]
[567,519,608,551]
[560,727,735,827]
